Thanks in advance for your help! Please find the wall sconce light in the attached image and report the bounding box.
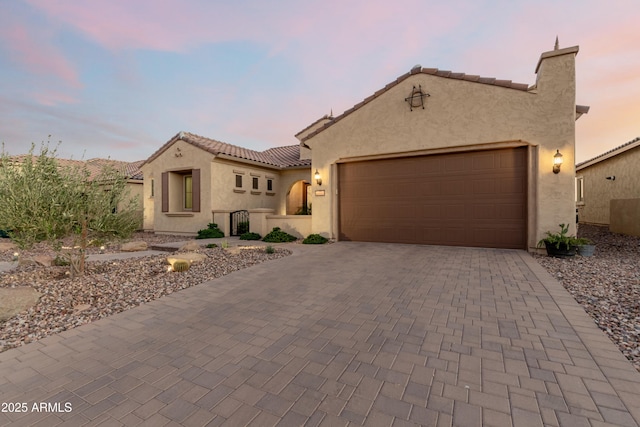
[606,176,616,181]
[314,169,322,186]
[553,150,563,174]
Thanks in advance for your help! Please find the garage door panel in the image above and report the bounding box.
[338,147,527,249]
[473,178,497,194]
[472,153,497,170]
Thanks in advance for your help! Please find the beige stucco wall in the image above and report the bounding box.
[209,158,280,212]
[610,199,640,236]
[142,139,216,235]
[576,147,640,225]
[304,47,579,249]
[277,168,312,215]
[266,215,312,239]
[123,181,144,230]
[143,140,312,235]
[140,165,154,231]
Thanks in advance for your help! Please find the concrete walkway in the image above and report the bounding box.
[1,243,639,426]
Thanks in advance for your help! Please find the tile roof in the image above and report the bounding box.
[144,131,311,169]
[576,136,640,170]
[86,158,144,180]
[300,66,532,142]
[6,155,144,181]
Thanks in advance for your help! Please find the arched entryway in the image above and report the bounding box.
[286,180,311,215]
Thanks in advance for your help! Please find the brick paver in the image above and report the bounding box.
[1,242,639,426]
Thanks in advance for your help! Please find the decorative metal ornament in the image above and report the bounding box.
[405,85,430,111]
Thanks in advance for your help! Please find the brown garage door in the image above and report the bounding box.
[338,147,527,249]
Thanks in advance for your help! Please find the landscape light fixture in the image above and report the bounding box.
[553,150,563,174]
[314,169,322,186]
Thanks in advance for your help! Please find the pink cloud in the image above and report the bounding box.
[0,20,82,93]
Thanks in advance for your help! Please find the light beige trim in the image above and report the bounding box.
[164,213,194,217]
[251,191,262,195]
[233,189,246,194]
[233,169,245,174]
[527,145,538,251]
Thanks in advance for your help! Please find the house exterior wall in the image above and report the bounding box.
[209,158,280,212]
[141,165,154,231]
[123,181,144,230]
[576,147,640,226]
[142,139,215,235]
[305,47,579,250]
[143,140,312,235]
[277,169,312,215]
[610,199,640,236]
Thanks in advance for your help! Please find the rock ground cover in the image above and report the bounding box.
[534,224,640,372]
[0,233,290,352]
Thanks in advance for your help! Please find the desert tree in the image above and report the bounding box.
[0,143,141,276]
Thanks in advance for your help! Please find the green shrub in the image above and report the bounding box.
[303,234,328,244]
[240,232,261,240]
[262,227,297,243]
[196,223,224,239]
[53,255,70,266]
[265,245,275,254]
[206,243,217,248]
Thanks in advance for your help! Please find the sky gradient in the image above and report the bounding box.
[1,0,638,163]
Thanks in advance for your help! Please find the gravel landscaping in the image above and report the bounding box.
[534,224,640,372]
[0,233,290,353]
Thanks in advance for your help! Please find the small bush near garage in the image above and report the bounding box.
[303,234,328,244]
[196,223,224,239]
[262,227,297,243]
[240,232,261,240]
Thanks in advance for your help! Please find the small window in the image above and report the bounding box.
[236,175,243,188]
[184,175,193,210]
[252,177,259,190]
[150,179,155,198]
[267,179,273,191]
[576,176,584,203]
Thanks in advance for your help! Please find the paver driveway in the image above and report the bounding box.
[1,243,639,426]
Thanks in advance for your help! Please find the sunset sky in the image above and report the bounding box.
[0,0,638,163]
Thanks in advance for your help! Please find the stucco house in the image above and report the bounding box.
[143,41,587,251]
[140,132,311,236]
[576,137,640,236]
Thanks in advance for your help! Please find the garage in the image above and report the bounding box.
[338,147,527,249]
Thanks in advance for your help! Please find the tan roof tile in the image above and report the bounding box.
[143,132,310,169]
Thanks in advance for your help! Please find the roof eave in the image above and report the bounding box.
[576,137,640,170]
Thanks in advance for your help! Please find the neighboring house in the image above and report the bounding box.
[575,137,640,236]
[140,132,311,235]
[85,158,145,224]
[144,41,587,251]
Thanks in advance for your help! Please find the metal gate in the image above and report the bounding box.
[230,210,250,236]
